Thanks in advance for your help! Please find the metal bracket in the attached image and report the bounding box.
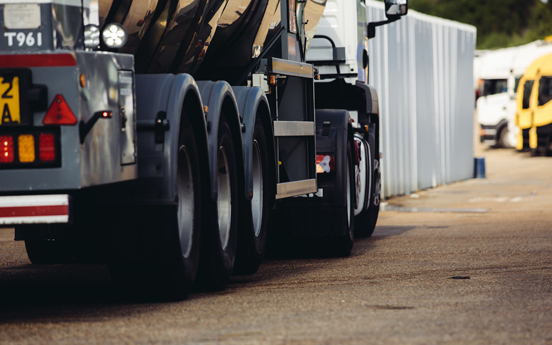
[154,111,169,144]
[136,111,170,144]
[368,17,399,39]
[322,121,330,136]
[79,110,113,144]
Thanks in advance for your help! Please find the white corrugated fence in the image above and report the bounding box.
[366,1,476,198]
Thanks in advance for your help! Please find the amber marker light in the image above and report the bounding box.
[79,74,86,88]
[18,135,35,163]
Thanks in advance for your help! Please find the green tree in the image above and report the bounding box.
[401,0,552,49]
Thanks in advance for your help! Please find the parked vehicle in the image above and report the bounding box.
[0,0,406,300]
[516,53,552,155]
[476,40,552,148]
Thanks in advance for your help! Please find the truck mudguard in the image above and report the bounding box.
[315,79,379,116]
[196,81,245,202]
[135,74,209,203]
[276,109,352,237]
[356,81,379,116]
[231,86,275,201]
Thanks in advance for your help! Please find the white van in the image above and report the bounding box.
[476,40,552,148]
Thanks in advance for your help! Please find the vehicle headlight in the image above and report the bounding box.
[102,23,128,49]
[84,25,100,49]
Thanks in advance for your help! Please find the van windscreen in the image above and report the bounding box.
[538,76,552,106]
[481,79,507,97]
[514,76,521,93]
[523,80,534,110]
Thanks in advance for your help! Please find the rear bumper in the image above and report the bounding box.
[0,194,70,225]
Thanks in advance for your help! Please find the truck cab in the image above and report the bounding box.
[516,53,552,154]
[476,40,552,148]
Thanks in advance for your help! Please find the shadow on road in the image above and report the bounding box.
[0,262,149,324]
[0,226,418,320]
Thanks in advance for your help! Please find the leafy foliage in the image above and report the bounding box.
[382,0,552,49]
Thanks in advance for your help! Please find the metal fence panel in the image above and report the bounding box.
[366,1,476,198]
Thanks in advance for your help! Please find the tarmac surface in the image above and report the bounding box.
[0,144,551,344]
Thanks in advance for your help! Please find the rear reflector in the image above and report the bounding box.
[43,94,77,125]
[0,194,70,225]
[0,136,14,163]
[0,54,76,68]
[316,154,335,173]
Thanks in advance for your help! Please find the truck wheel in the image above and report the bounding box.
[497,127,511,148]
[109,111,202,301]
[25,240,74,264]
[318,143,355,257]
[196,115,239,290]
[337,144,356,255]
[354,141,380,238]
[234,118,270,275]
[167,127,203,298]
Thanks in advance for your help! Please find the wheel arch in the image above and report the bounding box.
[314,78,380,159]
[165,74,211,204]
[196,81,245,202]
[134,74,210,203]
[232,86,276,202]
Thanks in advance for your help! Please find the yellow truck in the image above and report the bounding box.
[516,53,552,154]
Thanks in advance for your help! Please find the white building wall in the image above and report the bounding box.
[366,1,476,198]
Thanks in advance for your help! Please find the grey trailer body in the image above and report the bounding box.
[0,52,136,192]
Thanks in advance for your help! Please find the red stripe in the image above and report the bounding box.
[0,54,76,68]
[0,205,68,218]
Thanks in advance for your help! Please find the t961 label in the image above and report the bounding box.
[4,32,42,47]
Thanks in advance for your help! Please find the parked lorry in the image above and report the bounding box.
[476,40,552,148]
[0,0,407,300]
[516,53,552,154]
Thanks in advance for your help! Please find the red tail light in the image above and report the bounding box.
[316,154,335,173]
[0,131,59,168]
[39,133,56,162]
[43,94,77,125]
[0,136,14,163]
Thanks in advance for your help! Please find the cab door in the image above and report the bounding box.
[533,75,552,128]
[516,76,535,150]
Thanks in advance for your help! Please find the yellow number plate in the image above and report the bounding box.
[0,76,20,125]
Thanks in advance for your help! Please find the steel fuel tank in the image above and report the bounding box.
[99,0,326,81]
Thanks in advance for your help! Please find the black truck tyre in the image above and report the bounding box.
[109,110,203,301]
[234,117,270,275]
[496,126,513,149]
[25,239,74,264]
[316,142,355,257]
[354,140,380,238]
[333,143,356,256]
[196,114,239,290]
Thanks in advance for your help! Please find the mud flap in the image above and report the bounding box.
[275,109,351,237]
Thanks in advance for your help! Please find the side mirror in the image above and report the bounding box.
[368,0,408,39]
[384,0,408,18]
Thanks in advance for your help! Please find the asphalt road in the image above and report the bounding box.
[0,145,551,344]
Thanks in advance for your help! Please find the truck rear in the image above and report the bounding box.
[0,1,136,239]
